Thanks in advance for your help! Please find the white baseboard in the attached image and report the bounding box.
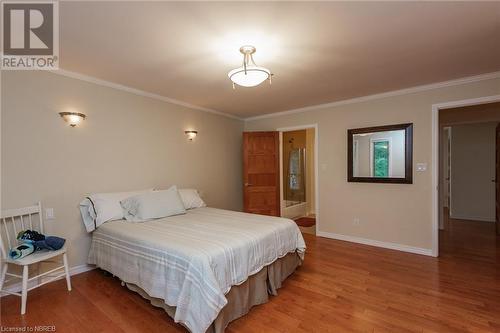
[316,231,434,257]
[449,213,495,222]
[1,264,95,297]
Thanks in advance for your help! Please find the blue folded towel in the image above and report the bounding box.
[33,236,65,250]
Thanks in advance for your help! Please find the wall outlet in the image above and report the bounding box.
[353,218,360,226]
[45,208,55,220]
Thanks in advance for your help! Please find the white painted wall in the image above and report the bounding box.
[450,122,496,222]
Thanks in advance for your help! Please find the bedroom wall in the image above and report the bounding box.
[1,70,244,275]
[245,76,500,254]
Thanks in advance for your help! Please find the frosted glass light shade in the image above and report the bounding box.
[228,66,271,87]
[59,112,86,127]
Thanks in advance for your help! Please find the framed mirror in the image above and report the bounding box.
[348,123,413,184]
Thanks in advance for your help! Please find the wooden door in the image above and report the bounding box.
[443,128,451,208]
[496,124,500,235]
[243,132,280,216]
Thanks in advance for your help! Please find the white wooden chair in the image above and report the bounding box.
[0,202,71,314]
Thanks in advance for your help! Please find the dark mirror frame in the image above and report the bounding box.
[347,123,413,184]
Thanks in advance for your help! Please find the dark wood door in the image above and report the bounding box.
[496,124,500,235]
[243,131,280,216]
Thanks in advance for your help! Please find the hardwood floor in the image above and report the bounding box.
[1,219,499,332]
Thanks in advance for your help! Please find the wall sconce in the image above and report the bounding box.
[59,112,86,127]
[185,130,198,141]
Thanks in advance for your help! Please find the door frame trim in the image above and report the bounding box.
[432,94,500,257]
[277,124,319,233]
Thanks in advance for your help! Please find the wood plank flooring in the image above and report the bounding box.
[1,216,499,332]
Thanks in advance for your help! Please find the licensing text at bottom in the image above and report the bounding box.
[1,326,56,332]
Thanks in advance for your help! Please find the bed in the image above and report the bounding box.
[87,207,306,333]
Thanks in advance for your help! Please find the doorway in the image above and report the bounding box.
[436,100,500,257]
[279,125,318,235]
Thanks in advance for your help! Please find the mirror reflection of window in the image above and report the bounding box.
[372,140,390,177]
[352,129,405,178]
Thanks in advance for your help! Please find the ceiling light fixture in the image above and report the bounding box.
[228,46,272,89]
[185,130,198,141]
[59,112,86,127]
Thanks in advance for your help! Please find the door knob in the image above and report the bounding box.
[244,183,253,187]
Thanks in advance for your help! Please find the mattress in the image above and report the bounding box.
[87,207,306,333]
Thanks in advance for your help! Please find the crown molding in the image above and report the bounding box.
[48,69,243,121]
[244,71,500,122]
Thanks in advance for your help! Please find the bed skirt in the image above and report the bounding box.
[125,251,302,333]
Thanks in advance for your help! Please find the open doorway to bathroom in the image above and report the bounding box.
[280,127,317,235]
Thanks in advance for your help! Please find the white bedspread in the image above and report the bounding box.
[87,207,306,333]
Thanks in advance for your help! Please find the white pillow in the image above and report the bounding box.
[80,188,153,232]
[121,186,186,222]
[178,188,206,210]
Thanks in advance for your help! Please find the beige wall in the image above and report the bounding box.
[450,122,496,222]
[1,71,243,272]
[245,77,500,252]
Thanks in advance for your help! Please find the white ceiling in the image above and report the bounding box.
[60,2,500,118]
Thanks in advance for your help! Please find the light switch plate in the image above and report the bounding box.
[416,163,427,172]
[45,208,55,220]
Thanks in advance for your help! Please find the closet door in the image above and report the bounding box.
[496,124,500,235]
[243,132,280,216]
